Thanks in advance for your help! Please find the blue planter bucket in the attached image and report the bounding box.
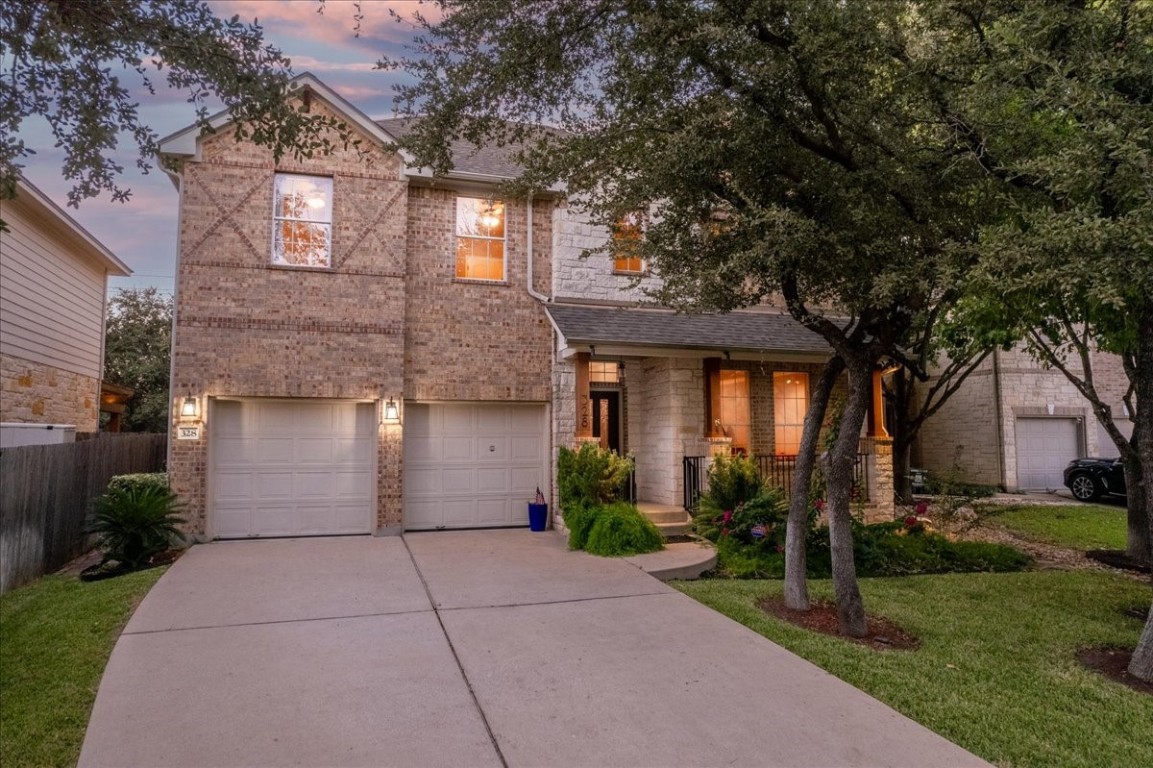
[528,502,548,532]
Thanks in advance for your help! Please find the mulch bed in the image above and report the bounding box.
[1076,647,1153,696]
[758,596,920,651]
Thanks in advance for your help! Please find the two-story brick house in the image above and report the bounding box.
[160,74,905,540]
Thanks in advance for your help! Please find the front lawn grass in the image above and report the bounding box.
[675,572,1152,768]
[982,503,1128,550]
[0,569,166,768]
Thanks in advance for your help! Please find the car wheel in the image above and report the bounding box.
[1068,473,1101,502]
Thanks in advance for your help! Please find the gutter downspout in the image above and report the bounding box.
[992,348,1006,490]
[162,164,184,517]
[525,192,549,302]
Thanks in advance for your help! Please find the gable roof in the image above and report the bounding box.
[378,117,564,181]
[158,73,556,185]
[157,73,416,168]
[544,303,830,356]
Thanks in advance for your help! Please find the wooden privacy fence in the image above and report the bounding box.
[0,433,166,594]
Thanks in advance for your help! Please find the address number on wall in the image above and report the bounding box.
[177,425,202,440]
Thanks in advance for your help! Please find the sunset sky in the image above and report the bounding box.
[15,0,433,294]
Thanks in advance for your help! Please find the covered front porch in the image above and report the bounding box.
[546,303,897,524]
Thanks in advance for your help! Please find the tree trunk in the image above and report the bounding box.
[827,354,873,637]
[1127,304,1153,681]
[784,355,845,611]
[1122,453,1151,565]
[890,370,915,504]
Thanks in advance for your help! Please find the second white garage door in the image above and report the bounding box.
[211,399,376,538]
[1015,417,1080,490]
[404,403,548,530]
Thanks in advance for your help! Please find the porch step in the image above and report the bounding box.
[637,502,694,538]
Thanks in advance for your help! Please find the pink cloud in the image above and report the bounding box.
[209,0,439,51]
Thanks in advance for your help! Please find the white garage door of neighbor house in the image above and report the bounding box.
[211,400,375,538]
[1015,417,1079,491]
[404,403,547,530]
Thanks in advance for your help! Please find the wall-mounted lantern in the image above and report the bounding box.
[179,395,200,420]
[381,397,400,424]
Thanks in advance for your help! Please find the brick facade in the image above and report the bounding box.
[167,94,560,537]
[0,354,100,432]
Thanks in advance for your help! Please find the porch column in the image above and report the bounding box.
[575,352,593,442]
[870,369,889,437]
[873,437,896,520]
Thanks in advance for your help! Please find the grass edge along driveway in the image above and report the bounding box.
[0,568,167,768]
[675,572,1152,768]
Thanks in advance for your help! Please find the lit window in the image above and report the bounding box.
[589,361,620,384]
[456,197,505,281]
[773,372,810,455]
[612,213,644,274]
[272,174,332,267]
[718,370,751,455]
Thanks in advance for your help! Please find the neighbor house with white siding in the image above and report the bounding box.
[0,177,131,435]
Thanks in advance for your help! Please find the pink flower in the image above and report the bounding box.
[722,510,733,523]
[814,499,826,511]
[904,515,918,526]
[915,501,928,515]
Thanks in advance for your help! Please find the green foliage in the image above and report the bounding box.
[676,572,1153,768]
[87,484,185,570]
[104,288,172,433]
[563,502,598,551]
[713,520,1030,579]
[694,487,788,547]
[106,472,168,495]
[0,569,167,768]
[698,454,763,518]
[1,0,361,210]
[557,442,634,511]
[582,502,664,557]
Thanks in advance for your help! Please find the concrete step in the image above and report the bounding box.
[655,520,694,538]
[624,541,718,581]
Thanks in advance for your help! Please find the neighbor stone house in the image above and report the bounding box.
[159,74,904,541]
[0,177,131,439]
[914,346,1133,492]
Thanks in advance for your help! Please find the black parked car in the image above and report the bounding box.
[1063,457,1127,502]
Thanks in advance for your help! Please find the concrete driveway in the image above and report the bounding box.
[79,531,988,768]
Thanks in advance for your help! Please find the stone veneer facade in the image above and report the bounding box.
[0,355,100,432]
[168,98,555,537]
[915,345,1132,489]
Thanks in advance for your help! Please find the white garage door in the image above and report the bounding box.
[211,399,375,538]
[1015,417,1079,490]
[404,403,547,530]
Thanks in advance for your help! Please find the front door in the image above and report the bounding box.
[591,391,621,453]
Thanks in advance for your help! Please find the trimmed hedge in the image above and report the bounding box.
[105,473,168,495]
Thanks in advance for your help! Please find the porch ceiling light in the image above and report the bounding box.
[382,397,400,424]
[179,395,199,419]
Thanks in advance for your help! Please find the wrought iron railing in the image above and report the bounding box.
[682,452,871,511]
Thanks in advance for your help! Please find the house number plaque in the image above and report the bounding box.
[177,424,202,440]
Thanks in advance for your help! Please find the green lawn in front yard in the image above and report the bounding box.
[0,568,166,768]
[982,503,1128,550]
[675,572,1152,768]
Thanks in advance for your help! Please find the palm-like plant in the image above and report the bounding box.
[87,484,186,570]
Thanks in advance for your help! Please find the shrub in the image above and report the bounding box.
[694,487,788,547]
[712,520,1031,578]
[557,443,634,511]
[563,501,598,551]
[106,473,168,495]
[583,502,664,557]
[699,454,763,517]
[87,484,185,570]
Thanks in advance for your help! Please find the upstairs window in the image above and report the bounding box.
[456,197,505,281]
[272,174,332,268]
[611,213,644,274]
